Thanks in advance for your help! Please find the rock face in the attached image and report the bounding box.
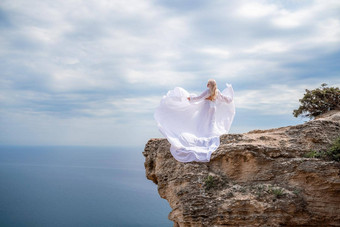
[143,111,340,227]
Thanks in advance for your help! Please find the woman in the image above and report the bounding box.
[154,79,235,163]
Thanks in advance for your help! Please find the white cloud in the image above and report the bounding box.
[51,69,100,91]
[309,19,340,44]
[236,2,277,18]
[79,95,161,117]
[235,84,302,115]
[125,69,195,86]
[243,41,290,54]
[198,47,231,58]
[272,10,305,28]
[235,82,340,115]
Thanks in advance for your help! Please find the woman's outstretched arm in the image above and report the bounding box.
[187,89,210,102]
[217,90,232,103]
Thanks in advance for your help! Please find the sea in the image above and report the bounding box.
[0,146,172,227]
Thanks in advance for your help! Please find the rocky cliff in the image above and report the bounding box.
[143,111,340,227]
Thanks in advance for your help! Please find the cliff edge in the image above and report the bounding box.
[143,111,340,227]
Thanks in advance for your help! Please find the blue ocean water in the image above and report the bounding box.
[0,146,172,227]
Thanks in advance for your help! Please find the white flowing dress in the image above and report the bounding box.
[154,83,235,163]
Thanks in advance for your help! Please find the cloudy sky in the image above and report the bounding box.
[1,0,340,147]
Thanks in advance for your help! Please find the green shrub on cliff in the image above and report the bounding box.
[303,137,340,162]
[293,83,340,119]
[303,150,325,158]
[271,188,284,198]
[204,175,215,190]
[327,136,340,162]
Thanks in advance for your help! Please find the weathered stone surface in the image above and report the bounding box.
[143,111,340,227]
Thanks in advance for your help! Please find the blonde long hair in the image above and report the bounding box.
[208,79,217,100]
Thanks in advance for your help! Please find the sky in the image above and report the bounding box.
[0,0,340,147]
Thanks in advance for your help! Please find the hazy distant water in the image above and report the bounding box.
[0,146,172,227]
